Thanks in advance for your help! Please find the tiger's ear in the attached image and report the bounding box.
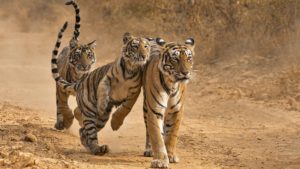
[185,38,195,49]
[156,37,166,46]
[88,40,96,50]
[123,32,133,44]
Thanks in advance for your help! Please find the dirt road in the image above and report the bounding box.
[1,15,300,169]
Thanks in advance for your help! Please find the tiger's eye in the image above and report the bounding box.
[88,53,94,59]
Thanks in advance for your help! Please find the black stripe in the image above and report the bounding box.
[55,42,61,48]
[159,71,170,95]
[66,67,71,82]
[83,119,95,125]
[171,98,181,109]
[82,101,97,117]
[63,84,72,89]
[126,70,139,80]
[53,50,58,55]
[150,89,166,108]
[76,9,80,13]
[51,59,57,64]
[169,111,179,115]
[52,68,58,73]
[170,87,179,97]
[149,106,163,119]
[63,22,68,29]
[171,93,183,109]
[75,24,80,29]
[85,125,97,131]
[86,75,94,104]
[76,16,80,22]
[82,110,96,118]
[111,66,119,82]
[88,135,97,140]
[58,34,63,38]
[55,77,60,81]
[143,106,148,113]
[120,57,126,79]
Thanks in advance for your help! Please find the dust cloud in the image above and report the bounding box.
[1,1,300,168]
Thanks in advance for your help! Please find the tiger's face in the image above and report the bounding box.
[159,38,195,82]
[69,40,96,72]
[122,32,151,70]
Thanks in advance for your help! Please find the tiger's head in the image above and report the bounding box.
[157,38,195,83]
[69,39,96,72]
[121,32,151,71]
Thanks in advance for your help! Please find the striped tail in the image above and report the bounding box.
[51,22,77,94]
[66,0,80,40]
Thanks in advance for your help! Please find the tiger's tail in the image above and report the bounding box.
[66,0,80,40]
[51,22,77,94]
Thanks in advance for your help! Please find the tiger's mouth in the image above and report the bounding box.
[76,64,91,72]
[175,76,190,82]
[175,73,191,82]
[132,54,147,64]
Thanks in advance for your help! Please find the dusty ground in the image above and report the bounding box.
[1,4,300,169]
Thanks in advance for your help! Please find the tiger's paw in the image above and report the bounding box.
[91,145,109,156]
[63,116,74,129]
[168,155,179,163]
[110,114,124,131]
[144,149,153,157]
[150,159,169,168]
[54,121,65,130]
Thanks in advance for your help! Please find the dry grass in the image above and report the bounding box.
[1,0,299,65]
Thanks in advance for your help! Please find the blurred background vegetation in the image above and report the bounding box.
[0,0,299,66]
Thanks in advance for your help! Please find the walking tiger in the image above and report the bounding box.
[111,37,195,168]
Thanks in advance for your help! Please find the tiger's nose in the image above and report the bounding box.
[140,54,146,59]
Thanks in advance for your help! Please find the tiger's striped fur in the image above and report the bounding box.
[52,32,151,155]
[111,38,195,168]
[52,0,96,130]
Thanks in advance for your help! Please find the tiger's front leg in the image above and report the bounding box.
[164,87,185,163]
[111,89,141,131]
[164,107,183,163]
[146,106,169,168]
[164,86,185,163]
[55,85,74,130]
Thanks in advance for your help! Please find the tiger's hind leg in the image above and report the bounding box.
[80,115,110,155]
[79,98,112,155]
[55,85,74,130]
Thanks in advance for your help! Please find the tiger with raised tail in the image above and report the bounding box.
[111,37,195,168]
[52,32,151,155]
[52,0,97,130]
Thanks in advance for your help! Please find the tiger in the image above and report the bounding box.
[52,0,96,130]
[111,37,195,168]
[51,31,151,155]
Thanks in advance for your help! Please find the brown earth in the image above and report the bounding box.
[1,1,300,169]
